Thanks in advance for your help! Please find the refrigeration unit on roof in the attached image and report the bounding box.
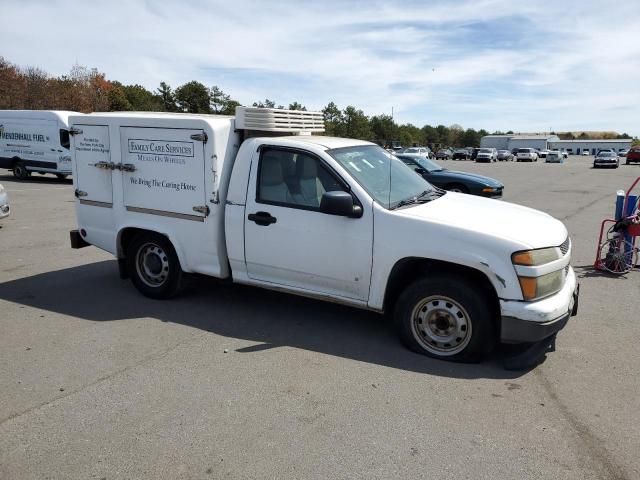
[234,106,325,134]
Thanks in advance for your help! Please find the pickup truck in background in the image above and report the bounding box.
[68,107,578,362]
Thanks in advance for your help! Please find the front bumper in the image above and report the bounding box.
[500,266,579,343]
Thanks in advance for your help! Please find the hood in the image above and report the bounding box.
[434,169,503,187]
[396,192,567,249]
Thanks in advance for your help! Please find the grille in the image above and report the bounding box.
[559,237,570,256]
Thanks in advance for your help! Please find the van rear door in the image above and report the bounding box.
[119,127,208,221]
[71,124,113,207]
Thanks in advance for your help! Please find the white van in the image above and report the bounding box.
[0,110,78,179]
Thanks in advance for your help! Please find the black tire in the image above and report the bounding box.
[12,161,30,180]
[125,232,183,299]
[447,183,469,194]
[56,174,68,180]
[394,276,495,362]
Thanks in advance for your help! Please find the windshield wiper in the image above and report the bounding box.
[391,189,442,210]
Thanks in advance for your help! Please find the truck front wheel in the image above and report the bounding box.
[126,232,183,299]
[394,276,494,362]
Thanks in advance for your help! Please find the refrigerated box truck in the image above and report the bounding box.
[67,107,578,362]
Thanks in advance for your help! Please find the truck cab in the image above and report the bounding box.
[69,107,578,363]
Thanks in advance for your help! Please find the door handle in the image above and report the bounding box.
[248,211,277,226]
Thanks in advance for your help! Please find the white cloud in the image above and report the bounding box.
[0,0,638,134]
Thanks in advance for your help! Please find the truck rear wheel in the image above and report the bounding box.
[394,276,494,362]
[13,162,30,180]
[126,232,183,299]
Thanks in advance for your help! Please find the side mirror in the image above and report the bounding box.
[320,191,362,218]
[415,167,427,175]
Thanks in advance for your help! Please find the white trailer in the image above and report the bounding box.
[0,110,78,179]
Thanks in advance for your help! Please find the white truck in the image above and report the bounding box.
[0,110,77,179]
[68,107,578,362]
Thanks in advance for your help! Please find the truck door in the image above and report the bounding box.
[71,124,113,207]
[243,147,373,302]
[119,127,208,221]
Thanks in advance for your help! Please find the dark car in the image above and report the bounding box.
[435,148,453,160]
[626,147,640,165]
[396,154,504,197]
[452,148,471,160]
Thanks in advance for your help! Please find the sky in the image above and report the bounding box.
[1,0,639,135]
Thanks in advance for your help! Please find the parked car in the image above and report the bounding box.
[396,154,504,197]
[435,148,453,160]
[546,150,564,163]
[626,147,640,165]
[593,151,619,168]
[496,150,513,161]
[618,149,629,157]
[68,107,578,362]
[404,147,431,158]
[581,149,591,156]
[516,148,538,162]
[476,148,497,163]
[0,183,9,220]
[452,148,471,160]
[537,149,549,159]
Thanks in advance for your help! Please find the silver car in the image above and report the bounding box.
[546,150,564,163]
[0,183,10,220]
[593,151,620,169]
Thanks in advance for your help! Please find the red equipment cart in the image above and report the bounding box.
[594,176,640,274]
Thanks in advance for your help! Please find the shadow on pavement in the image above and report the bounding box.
[0,260,534,380]
[0,173,72,185]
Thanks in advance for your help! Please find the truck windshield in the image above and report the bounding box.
[327,145,437,209]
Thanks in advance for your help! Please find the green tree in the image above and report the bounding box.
[322,101,344,137]
[175,81,211,113]
[117,83,162,111]
[108,85,132,111]
[370,114,397,146]
[252,99,276,108]
[156,81,176,111]
[461,128,480,147]
[288,101,307,111]
[342,106,371,140]
[210,85,239,115]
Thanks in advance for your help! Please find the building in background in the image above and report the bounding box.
[547,139,632,155]
[481,134,632,154]
[481,134,559,151]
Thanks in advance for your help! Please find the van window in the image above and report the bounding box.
[59,129,70,149]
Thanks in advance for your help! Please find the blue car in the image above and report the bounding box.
[396,154,504,198]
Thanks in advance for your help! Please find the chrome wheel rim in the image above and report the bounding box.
[411,295,472,356]
[136,243,170,287]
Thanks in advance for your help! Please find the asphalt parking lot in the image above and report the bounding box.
[1,156,639,480]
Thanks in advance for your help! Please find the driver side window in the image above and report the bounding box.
[257,148,347,210]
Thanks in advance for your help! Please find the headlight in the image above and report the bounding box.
[512,247,560,266]
[517,270,564,301]
[512,247,564,301]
